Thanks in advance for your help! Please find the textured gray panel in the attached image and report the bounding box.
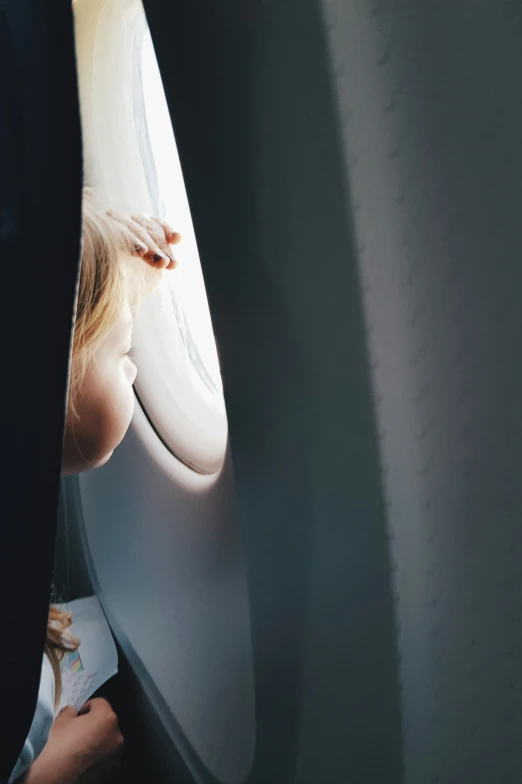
[142,2,403,781]
[322,2,522,782]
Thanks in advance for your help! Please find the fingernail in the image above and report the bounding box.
[153,253,168,262]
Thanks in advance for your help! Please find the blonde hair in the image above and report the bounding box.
[69,190,138,412]
[45,607,79,708]
[47,189,138,706]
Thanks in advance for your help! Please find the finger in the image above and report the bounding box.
[146,251,176,270]
[127,221,170,264]
[141,250,171,270]
[113,223,149,256]
[131,214,179,261]
[108,211,169,264]
[108,209,176,264]
[55,705,78,722]
[106,210,150,256]
[151,215,182,245]
[131,213,168,241]
[81,697,113,712]
[77,696,109,716]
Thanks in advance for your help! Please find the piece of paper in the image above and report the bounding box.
[55,596,118,715]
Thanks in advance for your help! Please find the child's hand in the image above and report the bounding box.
[24,699,124,784]
[106,210,181,270]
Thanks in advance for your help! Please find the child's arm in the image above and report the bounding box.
[22,700,123,784]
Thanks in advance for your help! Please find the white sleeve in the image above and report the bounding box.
[9,655,56,783]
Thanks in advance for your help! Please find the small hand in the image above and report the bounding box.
[106,210,181,270]
[24,699,124,784]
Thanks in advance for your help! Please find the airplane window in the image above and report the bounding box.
[131,25,228,474]
[73,0,227,475]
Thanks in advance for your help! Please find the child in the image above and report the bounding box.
[10,191,180,784]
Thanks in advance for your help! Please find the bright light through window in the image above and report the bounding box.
[140,30,223,397]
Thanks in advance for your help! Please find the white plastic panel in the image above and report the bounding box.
[72,0,255,778]
[79,403,255,783]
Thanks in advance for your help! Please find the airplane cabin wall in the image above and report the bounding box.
[142,1,403,782]
[61,1,522,783]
